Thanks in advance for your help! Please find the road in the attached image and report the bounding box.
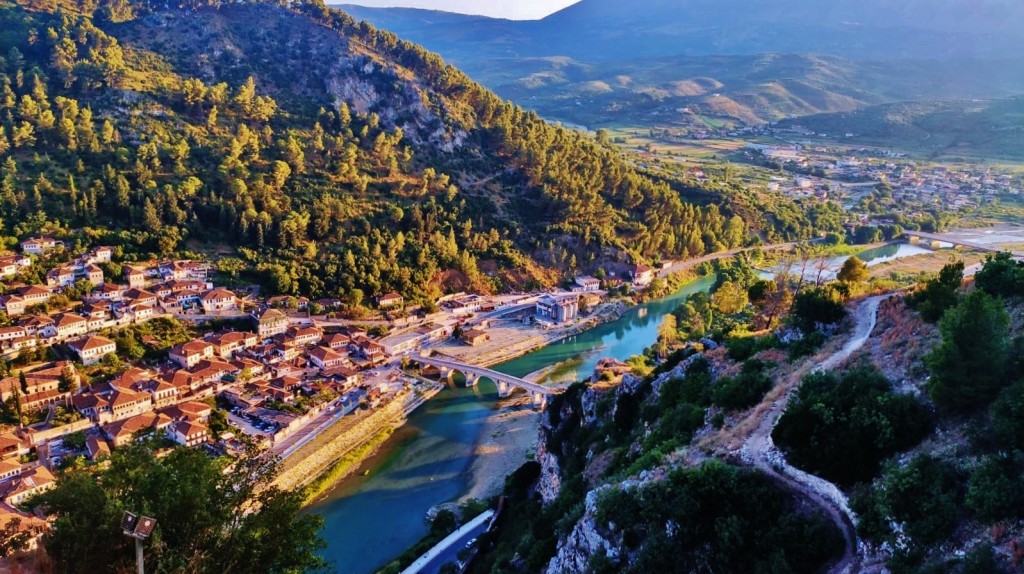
[657,240,814,279]
[271,398,360,460]
[400,510,495,574]
[741,295,891,574]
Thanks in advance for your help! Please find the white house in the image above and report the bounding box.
[378,292,404,308]
[43,313,89,340]
[20,237,60,256]
[168,340,216,369]
[201,288,238,313]
[68,335,117,365]
[308,346,348,370]
[170,420,209,447]
[574,276,601,292]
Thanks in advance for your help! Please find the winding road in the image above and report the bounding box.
[741,295,891,574]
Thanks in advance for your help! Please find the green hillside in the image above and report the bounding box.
[779,97,1024,161]
[0,0,837,304]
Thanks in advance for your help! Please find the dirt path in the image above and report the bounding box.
[741,295,891,574]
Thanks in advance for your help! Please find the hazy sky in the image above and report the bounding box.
[340,0,581,20]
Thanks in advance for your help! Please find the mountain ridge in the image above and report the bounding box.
[0,0,836,306]
[338,0,1024,127]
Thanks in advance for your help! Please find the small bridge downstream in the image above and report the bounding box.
[904,230,1024,257]
[412,354,561,409]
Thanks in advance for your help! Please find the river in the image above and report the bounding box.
[309,276,715,574]
[309,242,932,574]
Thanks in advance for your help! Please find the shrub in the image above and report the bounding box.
[774,366,932,487]
[852,455,963,549]
[791,285,846,332]
[592,461,843,574]
[711,359,773,411]
[927,290,1010,412]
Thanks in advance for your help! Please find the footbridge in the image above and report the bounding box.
[412,354,560,409]
[905,230,1024,257]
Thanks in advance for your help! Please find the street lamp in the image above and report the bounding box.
[121,511,157,574]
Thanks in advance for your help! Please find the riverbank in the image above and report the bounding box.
[458,393,542,503]
[433,299,632,369]
[302,426,395,505]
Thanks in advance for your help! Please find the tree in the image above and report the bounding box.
[974,252,1024,298]
[58,364,78,393]
[990,381,1024,451]
[926,290,1010,412]
[39,444,327,574]
[853,226,882,244]
[909,260,963,323]
[791,286,846,333]
[712,280,749,315]
[0,517,39,557]
[836,256,869,283]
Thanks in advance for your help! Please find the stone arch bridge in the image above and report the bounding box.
[411,354,561,409]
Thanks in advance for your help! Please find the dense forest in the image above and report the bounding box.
[0,0,838,303]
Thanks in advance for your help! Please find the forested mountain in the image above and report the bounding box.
[339,0,1024,127]
[0,0,837,303]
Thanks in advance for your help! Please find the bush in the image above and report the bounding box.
[991,381,1024,451]
[974,252,1024,298]
[852,455,963,549]
[591,461,843,574]
[791,286,846,332]
[725,334,779,361]
[907,260,963,323]
[787,331,826,360]
[658,356,712,408]
[774,366,932,487]
[711,359,773,411]
[965,454,1024,523]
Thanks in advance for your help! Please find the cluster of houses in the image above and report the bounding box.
[0,239,418,520]
[745,143,1021,213]
[0,235,672,534]
[0,306,400,514]
[0,240,248,362]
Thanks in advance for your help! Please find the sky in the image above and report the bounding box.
[339,0,581,20]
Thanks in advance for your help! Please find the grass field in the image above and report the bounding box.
[603,125,755,164]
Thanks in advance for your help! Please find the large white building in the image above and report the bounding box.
[536,294,580,324]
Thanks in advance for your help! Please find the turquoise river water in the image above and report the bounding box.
[309,241,931,573]
[309,276,714,574]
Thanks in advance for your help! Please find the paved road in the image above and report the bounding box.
[401,510,494,574]
[657,240,813,279]
[272,399,360,460]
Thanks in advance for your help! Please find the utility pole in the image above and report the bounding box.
[121,512,157,574]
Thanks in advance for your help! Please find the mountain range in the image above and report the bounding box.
[338,0,1024,127]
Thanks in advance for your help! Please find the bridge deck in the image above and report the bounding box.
[414,355,559,396]
[904,231,1024,258]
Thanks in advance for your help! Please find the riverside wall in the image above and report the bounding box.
[273,395,409,493]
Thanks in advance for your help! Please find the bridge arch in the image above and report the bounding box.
[411,354,560,409]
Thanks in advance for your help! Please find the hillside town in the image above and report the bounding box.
[0,238,653,538]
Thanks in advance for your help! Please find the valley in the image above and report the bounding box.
[0,0,1022,573]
